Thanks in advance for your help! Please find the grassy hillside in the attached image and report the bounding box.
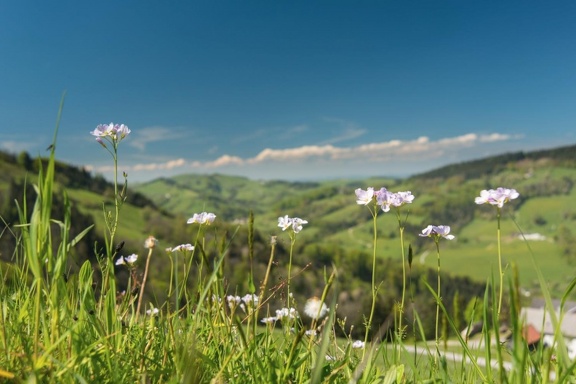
[134,144,576,297]
[2,143,576,338]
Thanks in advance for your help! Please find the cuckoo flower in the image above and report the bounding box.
[355,187,375,205]
[419,224,454,360]
[278,215,308,311]
[278,216,308,234]
[90,123,131,144]
[115,253,138,266]
[419,225,455,240]
[475,187,519,317]
[475,187,519,208]
[187,212,216,225]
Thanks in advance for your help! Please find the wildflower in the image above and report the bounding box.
[187,212,216,225]
[167,243,194,252]
[305,329,318,336]
[375,188,395,212]
[242,294,259,306]
[475,187,519,208]
[278,215,308,233]
[291,217,308,233]
[304,297,329,319]
[419,225,455,240]
[355,187,375,205]
[325,355,336,361]
[144,235,158,249]
[115,253,138,266]
[275,307,299,320]
[90,123,131,142]
[278,215,292,231]
[352,340,365,349]
[261,317,277,324]
[393,191,415,206]
[146,307,159,316]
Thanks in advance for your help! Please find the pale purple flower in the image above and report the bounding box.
[393,191,415,206]
[187,212,216,225]
[475,187,519,208]
[116,253,138,266]
[375,188,395,212]
[168,243,194,252]
[419,225,455,240]
[291,217,308,233]
[90,123,131,143]
[355,187,375,205]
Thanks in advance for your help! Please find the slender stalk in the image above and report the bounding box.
[397,212,406,337]
[496,207,503,317]
[286,234,296,310]
[434,239,441,362]
[363,207,378,357]
[136,247,154,317]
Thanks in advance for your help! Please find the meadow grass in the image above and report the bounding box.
[1,119,576,383]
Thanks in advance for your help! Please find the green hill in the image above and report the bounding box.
[2,143,576,338]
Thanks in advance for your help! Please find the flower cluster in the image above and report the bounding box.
[260,307,300,324]
[187,212,216,225]
[355,187,415,212]
[115,253,138,266]
[90,123,131,145]
[278,215,308,233]
[226,294,259,313]
[419,225,455,240]
[166,243,194,253]
[475,187,519,208]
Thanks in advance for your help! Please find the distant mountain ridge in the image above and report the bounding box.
[410,143,576,180]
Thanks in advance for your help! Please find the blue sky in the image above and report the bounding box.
[1,1,575,182]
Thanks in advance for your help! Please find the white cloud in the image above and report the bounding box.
[86,131,516,180]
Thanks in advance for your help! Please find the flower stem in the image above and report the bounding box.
[496,208,503,318]
[397,214,406,338]
[136,247,154,317]
[286,234,295,310]
[363,207,378,357]
[435,239,441,363]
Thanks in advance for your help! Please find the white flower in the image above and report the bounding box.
[352,340,365,349]
[168,243,194,252]
[355,187,375,205]
[275,307,299,320]
[261,317,277,324]
[187,212,216,225]
[115,253,138,266]
[146,307,159,316]
[304,297,329,319]
[305,329,317,336]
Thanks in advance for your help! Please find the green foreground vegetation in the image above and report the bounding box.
[1,114,576,382]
